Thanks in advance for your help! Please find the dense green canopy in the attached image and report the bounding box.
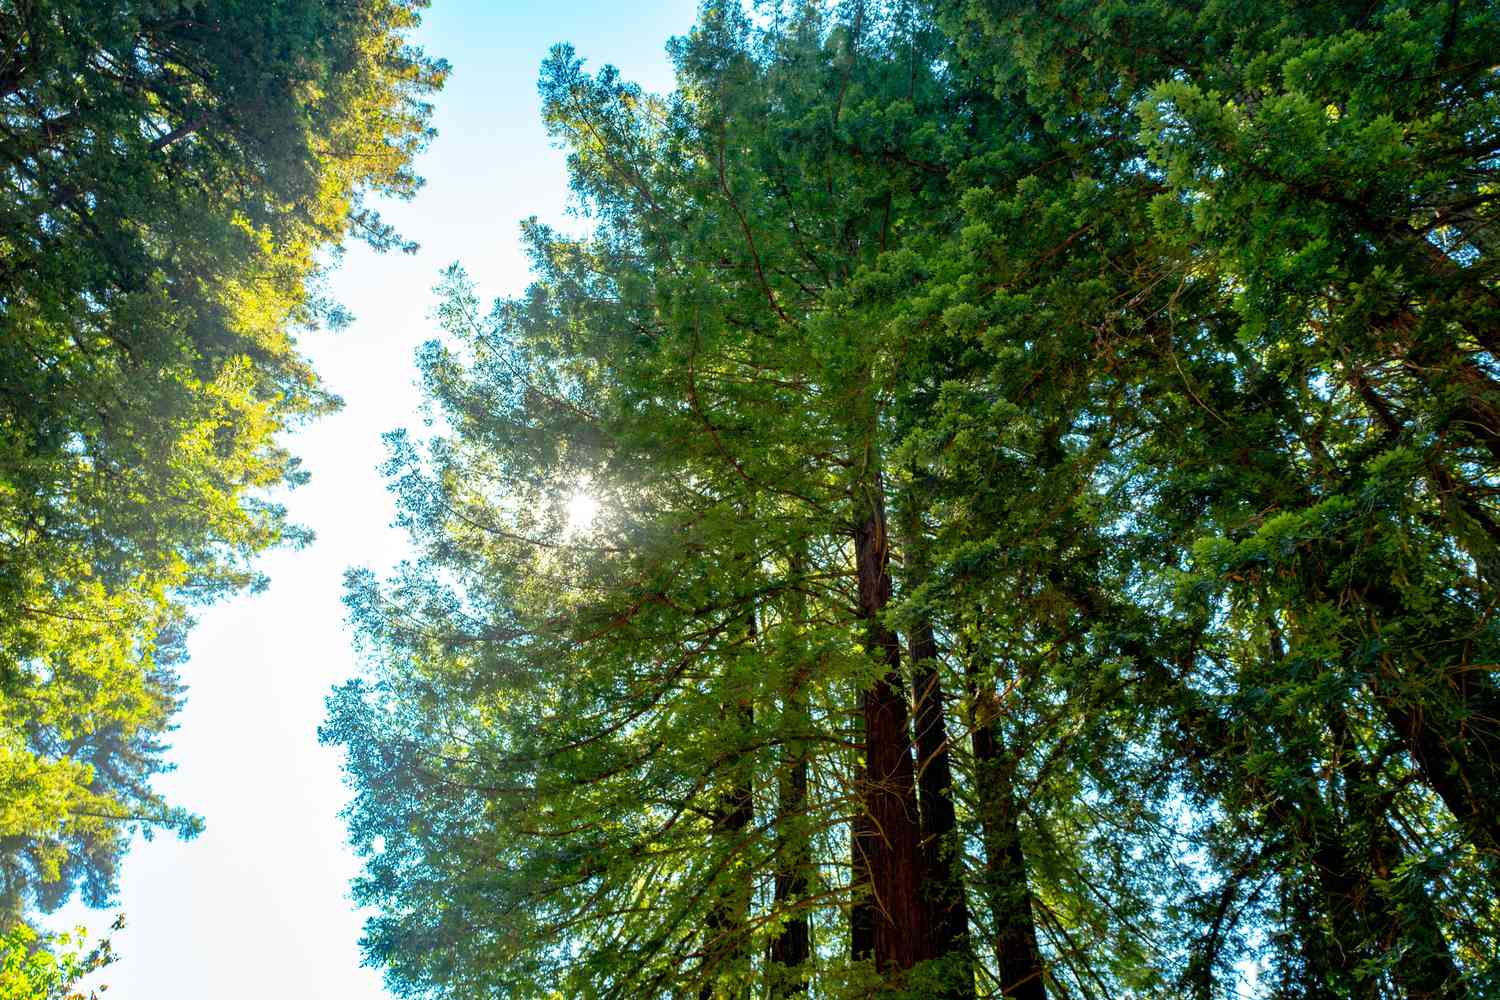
[0,0,443,941]
[326,1,1499,997]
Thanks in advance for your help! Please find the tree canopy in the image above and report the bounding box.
[326,0,1500,997]
[0,0,444,945]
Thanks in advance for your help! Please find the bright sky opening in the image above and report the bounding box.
[46,3,695,997]
[565,489,601,536]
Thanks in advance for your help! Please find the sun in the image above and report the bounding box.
[565,490,600,535]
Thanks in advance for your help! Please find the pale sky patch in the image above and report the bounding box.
[47,3,697,997]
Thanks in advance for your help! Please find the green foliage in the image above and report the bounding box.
[0,0,444,928]
[327,1,1500,997]
[0,915,119,1000]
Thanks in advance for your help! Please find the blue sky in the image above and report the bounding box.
[48,2,698,996]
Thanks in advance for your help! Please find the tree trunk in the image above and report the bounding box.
[770,577,812,997]
[1333,364,1500,866]
[851,476,933,975]
[1359,583,1500,865]
[965,656,1046,1000]
[699,703,755,1000]
[850,793,876,963]
[1326,707,1468,1000]
[910,620,974,997]
[702,593,758,1000]
[1266,783,1464,1000]
[769,740,810,995]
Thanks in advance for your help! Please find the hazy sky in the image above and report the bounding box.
[48,2,698,996]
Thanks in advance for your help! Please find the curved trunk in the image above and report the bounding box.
[1359,582,1500,864]
[1326,707,1467,1000]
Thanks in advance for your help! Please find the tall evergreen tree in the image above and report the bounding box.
[328,1,1500,996]
[0,0,444,945]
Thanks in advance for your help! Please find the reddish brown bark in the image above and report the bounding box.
[966,657,1046,1000]
[851,483,934,974]
[850,796,876,962]
[910,621,974,996]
